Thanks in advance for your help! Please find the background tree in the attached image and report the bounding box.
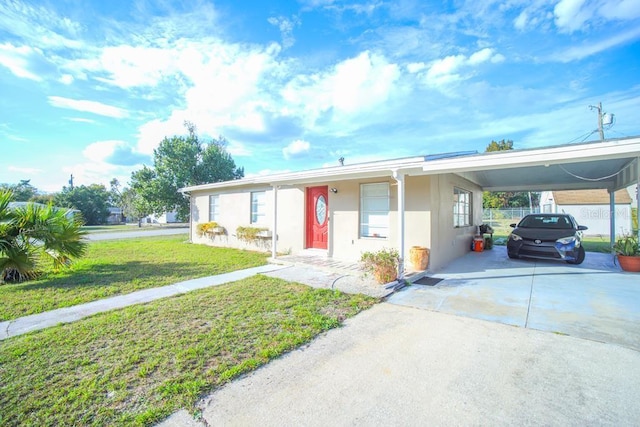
[55,184,111,225]
[0,190,87,283]
[485,139,513,152]
[0,180,38,201]
[130,123,244,220]
[483,139,540,209]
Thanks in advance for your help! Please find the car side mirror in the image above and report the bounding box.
[577,225,588,231]
[509,223,516,228]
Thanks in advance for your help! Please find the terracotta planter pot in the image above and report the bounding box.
[409,246,429,270]
[373,265,397,284]
[617,255,640,272]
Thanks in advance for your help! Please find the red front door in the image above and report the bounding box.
[306,186,328,249]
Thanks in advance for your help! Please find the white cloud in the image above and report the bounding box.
[82,140,125,163]
[553,0,640,33]
[136,115,190,155]
[227,141,252,157]
[268,16,300,49]
[48,96,128,118]
[8,166,42,174]
[93,45,176,88]
[68,117,96,123]
[552,26,640,61]
[407,62,427,73]
[425,48,504,87]
[0,43,42,81]
[282,51,400,129]
[59,73,74,84]
[554,0,594,32]
[599,0,640,20]
[282,139,311,159]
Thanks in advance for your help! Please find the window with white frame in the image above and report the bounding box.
[209,195,219,222]
[453,187,471,227]
[251,191,266,224]
[360,182,390,238]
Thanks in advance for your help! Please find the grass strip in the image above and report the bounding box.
[0,236,268,321]
[0,275,377,426]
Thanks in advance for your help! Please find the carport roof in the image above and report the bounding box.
[181,136,640,193]
[421,136,640,192]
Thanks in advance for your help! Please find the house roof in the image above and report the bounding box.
[552,189,632,205]
[181,136,640,195]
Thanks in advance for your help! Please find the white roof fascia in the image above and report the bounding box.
[421,137,640,174]
[181,156,426,193]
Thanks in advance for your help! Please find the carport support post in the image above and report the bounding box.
[271,184,278,259]
[637,157,640,242]
[609,190,616,252]
[393,170,406,280]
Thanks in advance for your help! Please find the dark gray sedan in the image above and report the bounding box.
[507,213,588,264]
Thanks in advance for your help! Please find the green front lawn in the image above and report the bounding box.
[0,276,377,426]
[0,236,268,321]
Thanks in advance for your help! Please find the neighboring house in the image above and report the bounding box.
[181,138,640,273]
[540,189,633,237]
[143,211,179,224]
[106,207,124,224]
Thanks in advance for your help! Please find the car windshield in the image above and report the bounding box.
[518,215,573,229]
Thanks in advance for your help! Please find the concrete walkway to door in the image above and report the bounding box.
[388,246,640,350]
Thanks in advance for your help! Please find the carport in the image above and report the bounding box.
[391,136,640,350]
[421,136,640,247]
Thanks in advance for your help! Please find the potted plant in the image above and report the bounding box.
[361,248,400,284]
[196,221,225,237]
[613,234,640,272]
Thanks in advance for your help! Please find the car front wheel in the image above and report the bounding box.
[566,246,585,265]
[508,251,519,259]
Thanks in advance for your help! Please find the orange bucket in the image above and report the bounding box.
[473,237,484,252]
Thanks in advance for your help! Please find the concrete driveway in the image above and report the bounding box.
[192,304,640,426]
[389,246,640,351]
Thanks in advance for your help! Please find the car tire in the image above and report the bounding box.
[567,246,585,265]
[508,251,519,259]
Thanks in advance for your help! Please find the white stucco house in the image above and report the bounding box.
[540,189,633,237]
[181,137,640,274]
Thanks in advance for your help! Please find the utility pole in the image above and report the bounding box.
[589,102,604,140]
[589,102,614,140]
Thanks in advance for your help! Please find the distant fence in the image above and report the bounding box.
[482,208,540,232]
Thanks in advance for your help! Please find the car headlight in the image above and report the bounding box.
[556,236,576,245]
[510,233,522,241]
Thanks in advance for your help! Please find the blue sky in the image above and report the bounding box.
[1,0,639,193]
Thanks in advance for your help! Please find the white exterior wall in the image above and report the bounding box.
[191,186,277,251]
[427,174,483,271]
[189,172,482,270]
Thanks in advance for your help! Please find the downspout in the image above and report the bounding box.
[180,190,192,243]
[392,170,406,280]
[271,184,278,259]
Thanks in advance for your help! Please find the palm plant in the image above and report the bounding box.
[0,190,87,283]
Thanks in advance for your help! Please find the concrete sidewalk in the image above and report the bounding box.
[0,264,286,340]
